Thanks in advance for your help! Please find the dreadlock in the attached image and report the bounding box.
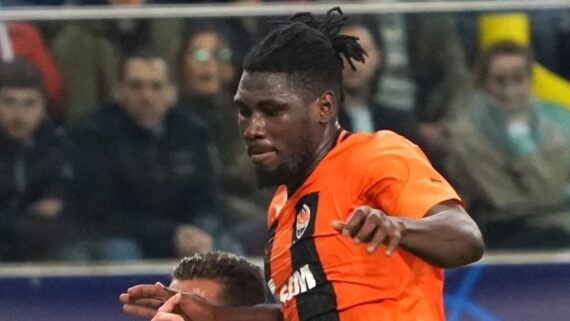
[243,7,367,103]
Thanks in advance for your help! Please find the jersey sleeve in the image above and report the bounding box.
[358,131,462,218]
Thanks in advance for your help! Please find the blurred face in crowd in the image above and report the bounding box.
[116,57,176,129]
[483,53,531,111]
[169,278,224,306]
[0,87,45,141]
[341,25,380,95]
[184,31,234,95]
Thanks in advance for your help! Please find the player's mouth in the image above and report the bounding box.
[247,146,278,167]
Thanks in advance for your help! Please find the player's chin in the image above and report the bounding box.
[254,167,285,189]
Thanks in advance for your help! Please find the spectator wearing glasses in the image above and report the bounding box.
[177,24,270,235]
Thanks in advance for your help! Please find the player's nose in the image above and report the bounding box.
[243,112,266,141]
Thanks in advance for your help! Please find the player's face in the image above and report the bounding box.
[483,53,531,111]
[0,87,45,141]
[234,71,323,188]
[116,58,176,128]
[169,278,224,306]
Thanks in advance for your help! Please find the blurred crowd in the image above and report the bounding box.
[1,0,570,262]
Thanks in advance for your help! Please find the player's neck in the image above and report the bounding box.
[286,123,341,196]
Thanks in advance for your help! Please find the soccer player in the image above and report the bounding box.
[121,7,484,321]
[134,251,266,321]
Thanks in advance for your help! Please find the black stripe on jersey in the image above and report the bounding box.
[290,192,340,321]
[265,219,279,296]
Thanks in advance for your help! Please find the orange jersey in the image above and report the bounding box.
[264,130,461,321]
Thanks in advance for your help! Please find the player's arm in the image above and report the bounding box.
[120,283,283,321]
[332,200,484,268]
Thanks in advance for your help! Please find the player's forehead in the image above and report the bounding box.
[234,71,303,105]
[169,278,224,305]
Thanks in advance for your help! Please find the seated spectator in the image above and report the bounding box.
[177,24,269,218]
[0,59,70,261]
[339,20,420,143]
[52,0,183,125]
[538,101,570,207]
[67,51,240,261]
[359,5,470,173]
[121,251,266,320]
[446,41,570,249]
[0,22,64,122]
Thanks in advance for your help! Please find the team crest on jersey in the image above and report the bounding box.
[295,204,311,239]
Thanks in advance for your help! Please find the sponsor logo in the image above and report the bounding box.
[295,204,311,239]
[268,264,317,303]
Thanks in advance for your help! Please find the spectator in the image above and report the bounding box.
[0,59,70,261]
[363,3,470,172]
[67,51,239,261]
[51,0,183,124]
[446,41,570,249]
[0,22,64,122]
[177,24,269,214]
[339,20,420,143]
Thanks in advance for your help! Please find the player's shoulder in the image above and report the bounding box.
[346,130,419,159]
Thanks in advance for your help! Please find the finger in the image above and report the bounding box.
[343,207,368,237]
[128,283,173,300]
[177,293,214,319]
[331,220,345,232]
[367,228,387,253]
[152,312,185,321]
[119,293,164,307]
[384,228,402,256]
[135,298,166,308]
[353,213,380,244]
[123,303,159,319]
[119,293,131,304]
[158,293,183,313]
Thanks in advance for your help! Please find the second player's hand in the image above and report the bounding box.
[332,206,405,255]
[152,294,187,321]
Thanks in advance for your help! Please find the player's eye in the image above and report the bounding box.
[235,103,251,117]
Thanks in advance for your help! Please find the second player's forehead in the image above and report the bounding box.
[168,278,225,305]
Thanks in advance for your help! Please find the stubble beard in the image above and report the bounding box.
[254,146,313,189]
[254,127,315,189]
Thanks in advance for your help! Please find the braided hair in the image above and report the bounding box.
[243,7,367,103]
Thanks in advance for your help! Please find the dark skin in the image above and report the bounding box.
[120,71,484,321]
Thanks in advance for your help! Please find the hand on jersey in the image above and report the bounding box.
[332,205,405,255]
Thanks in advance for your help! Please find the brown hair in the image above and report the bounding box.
[473,40,534,88]
[172,251,266,307]
[0,59,44,93]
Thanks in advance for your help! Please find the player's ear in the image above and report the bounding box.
[316,90,336,124]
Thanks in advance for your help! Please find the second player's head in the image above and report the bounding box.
[234,7,366,188]
[170,251,266,307]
